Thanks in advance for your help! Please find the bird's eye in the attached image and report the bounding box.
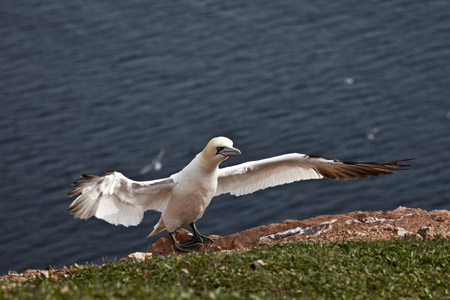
[216,146,225,155]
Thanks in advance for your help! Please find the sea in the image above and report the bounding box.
[1,0,449,274]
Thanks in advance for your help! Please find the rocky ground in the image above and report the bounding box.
[2,207,449,285]
[148,206,450,255]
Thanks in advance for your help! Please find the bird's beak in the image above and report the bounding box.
[219,146,241,156]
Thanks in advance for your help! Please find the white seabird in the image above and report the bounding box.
[67,136,410,251]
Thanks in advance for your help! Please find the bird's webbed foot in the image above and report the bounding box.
[173,240,203,252]
[169,223,215,252]
[195,232,215,243]
[170,233,203,252]
[182,234,204,245]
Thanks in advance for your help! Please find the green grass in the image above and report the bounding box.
[2,239,450,299]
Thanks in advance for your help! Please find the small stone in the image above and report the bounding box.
[250,259,265,270]
[418,226,432,239]
[395,227,410,237]
[180,268,189,275]
[39,270,50,279]
[395,228,420,240]
[127,252,152,261]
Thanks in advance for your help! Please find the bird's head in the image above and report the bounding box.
[201,136,241,164]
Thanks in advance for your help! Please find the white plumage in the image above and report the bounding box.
[216,154,324,196]
[67,136,409,249]
[68,173,174,226]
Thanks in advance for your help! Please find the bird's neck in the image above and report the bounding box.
[195,153,221,173]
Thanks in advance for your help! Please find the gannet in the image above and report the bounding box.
[67,136,410,252]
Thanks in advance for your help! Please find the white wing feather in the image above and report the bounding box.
[216,154,323,196]
[67,172,175,227]
[216,153,407,197]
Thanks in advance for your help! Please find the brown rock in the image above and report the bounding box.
[148,228,195,256]
[147,207,450,256]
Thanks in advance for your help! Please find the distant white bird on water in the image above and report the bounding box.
[67,137,411,252]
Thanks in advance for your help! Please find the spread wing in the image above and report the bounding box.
[216,153,410,196]
[67,172,175,226]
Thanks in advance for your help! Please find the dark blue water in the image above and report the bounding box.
[1,0,449,274]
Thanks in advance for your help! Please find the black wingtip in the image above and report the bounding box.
[345,158,415,170]
[396,158,415,168]
[386,158,415,169]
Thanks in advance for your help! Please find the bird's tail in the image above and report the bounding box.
[147,217,166,237]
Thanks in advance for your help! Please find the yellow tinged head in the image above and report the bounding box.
[201,137,241,161]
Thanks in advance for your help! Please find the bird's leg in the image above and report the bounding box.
[190,222,215,243]
[168,223,214,252]
[170,232,201,252]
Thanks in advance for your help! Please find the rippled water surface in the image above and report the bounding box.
[1,0,449,273]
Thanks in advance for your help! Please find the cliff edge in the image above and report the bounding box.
[148,207,450,256]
